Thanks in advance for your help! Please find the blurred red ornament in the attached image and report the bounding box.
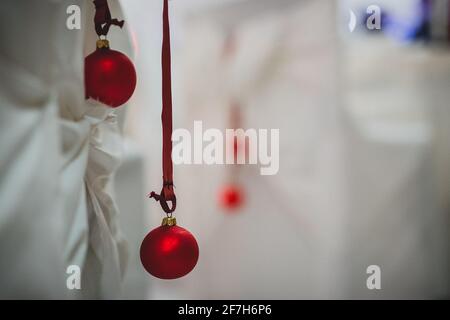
[85,39,136,108]
[140,217,199,280]
[219,184,244,211]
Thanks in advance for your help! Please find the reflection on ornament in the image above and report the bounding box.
[85,39,136,108]
[140,217,199,280]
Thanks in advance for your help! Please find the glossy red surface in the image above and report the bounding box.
[140,225,199,280]
[85,48,136,108]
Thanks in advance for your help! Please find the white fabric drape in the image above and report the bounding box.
[0,0,130,298]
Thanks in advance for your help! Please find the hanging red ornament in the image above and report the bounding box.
[140,0,199,280]
[219,184,245,211]
[85,40,137,108]
[218,102,246,213]
[140,217,199,279]
[84,0,136,108]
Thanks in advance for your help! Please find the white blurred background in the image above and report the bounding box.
[118,0,450,299]
[0,0,449,299]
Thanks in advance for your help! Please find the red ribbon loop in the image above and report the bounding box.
[93,0,124,37]
[149,182,177,214]
[150,0,177,215]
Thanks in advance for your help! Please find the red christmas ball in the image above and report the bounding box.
[85,40,136,108]
[219,184,244,211]
[140,218,199,280]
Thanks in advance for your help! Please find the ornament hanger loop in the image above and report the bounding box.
[149,181,177,215]
[93,0,125,37]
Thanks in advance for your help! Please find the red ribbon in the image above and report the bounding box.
[93,0,124,37]
[149,0,176,215]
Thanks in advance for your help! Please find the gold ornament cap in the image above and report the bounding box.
[96,39,110,49]
[162,216,177,226]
